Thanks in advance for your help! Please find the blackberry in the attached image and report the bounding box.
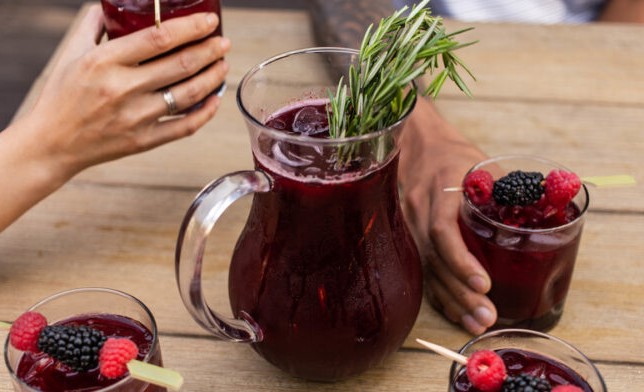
[37,325,107,371]
[502,373,552,392]
[493,170,545,206]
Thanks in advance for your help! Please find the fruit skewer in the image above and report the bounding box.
[2,312,183,391]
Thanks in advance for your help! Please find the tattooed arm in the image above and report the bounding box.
[307,0,497,336]
[307,0,395,49]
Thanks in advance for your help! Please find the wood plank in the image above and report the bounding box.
[1,184,642,363]
[435,19,644,106]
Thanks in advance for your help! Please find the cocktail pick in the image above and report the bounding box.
[580,175,636,187]
[443,174,636,192]
[416,338,508,391]
[1,316,184,391]
[154,0,161,28]
[415,338,467,364]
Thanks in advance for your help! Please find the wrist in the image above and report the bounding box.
[0,117,74,230]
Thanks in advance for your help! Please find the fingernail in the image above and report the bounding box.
[461,314,485,336]
[219,37,231,51]
[206,13,218,27]
[473,306,495,327]
[468,275,489,293]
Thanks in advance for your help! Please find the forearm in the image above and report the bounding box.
[308,0,395,48]
[0,116,70,232]
[599,0,644,23]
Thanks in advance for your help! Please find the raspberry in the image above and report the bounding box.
[9,311,48,352]
[502,373,552,391]
[463,169,494,205]
[466,350,507,392]
[99,338,139,379]
[493,171,545,206]
[545,170,581,207]
[552,386,583,392]
[38,325,107,371]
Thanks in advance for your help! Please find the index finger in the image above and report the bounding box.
[103,12,219,65]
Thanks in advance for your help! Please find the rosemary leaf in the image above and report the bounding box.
[327,0,475,139]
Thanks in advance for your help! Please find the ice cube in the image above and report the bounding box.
[292,106,329,136]
[495,231,523,248]
[469,219,494,240]
[272,142,313,167]
[528,230,578,251]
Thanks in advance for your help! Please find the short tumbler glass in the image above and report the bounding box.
[4,287,164,392]
[448,329,607,392]
[458,155,589,331]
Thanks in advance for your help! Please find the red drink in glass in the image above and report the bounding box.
[228,102,422,381]
[100,0,224,107]
[458,156,589,331]
[448,329,606,392]
[15,314,161,392]
[452,349,592,391]
[4,288,164,392]
[101,0,222,39]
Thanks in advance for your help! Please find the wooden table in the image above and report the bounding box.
[1,4,643,391]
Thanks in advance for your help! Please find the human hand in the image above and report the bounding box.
[20,4,230,182]
[399,98,496,335]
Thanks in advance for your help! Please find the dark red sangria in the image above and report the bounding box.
[458,156,589,331]
[15,314,161,392]
[452,348,593,391]
[4,288,165,392]
[448,329,606,392]
[101,0,222,39]
[100,0,225,107]
[175,48,424,382]
[227,100,423,381]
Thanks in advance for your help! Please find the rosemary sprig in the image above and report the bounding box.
[327,0,476,140]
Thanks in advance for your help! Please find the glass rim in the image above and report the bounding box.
[3,287,159,391]
[451,328,607,391]
[101,0,208,11]
[463,154,590,234]
[235,46,418,146]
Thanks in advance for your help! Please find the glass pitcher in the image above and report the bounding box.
[175,47,423,381]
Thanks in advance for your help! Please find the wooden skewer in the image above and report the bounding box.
[415,338,468,365]
[154,0,161,28]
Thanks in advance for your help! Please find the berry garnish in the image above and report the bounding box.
[545,169,581,207]
[466,350,507,392]
[502,373,552,391]
[552,386,583,392]
[38,324,107,371]
[99,337,139,379]
[493,170,545,206]
[9,311,48,352]
[463,169,495,205]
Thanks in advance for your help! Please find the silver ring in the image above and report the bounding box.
[162,88,177,116]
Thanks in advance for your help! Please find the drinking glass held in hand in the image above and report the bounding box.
[458,155,589,332]
[101,0,226,113]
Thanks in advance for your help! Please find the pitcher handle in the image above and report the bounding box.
[175,170,271,343]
